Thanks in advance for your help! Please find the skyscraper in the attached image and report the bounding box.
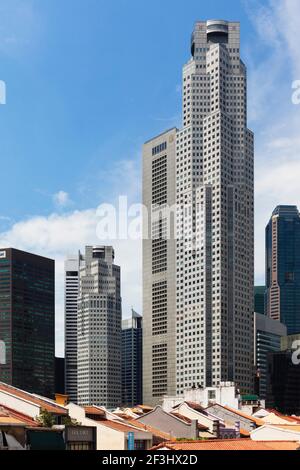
[143,128,177,404]
[0,248,55,398]
[254,286,265,316]
[267,334,300,416]
[64,252,84,403]
[77,246,122,408]
[266,205,300,335]
[143,20,254,404]
[254,313,286,399]
[122,310,143,407]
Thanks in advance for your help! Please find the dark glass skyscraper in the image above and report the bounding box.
[122,310,143,407]
[0,248,55,398]
[266,206,300,335]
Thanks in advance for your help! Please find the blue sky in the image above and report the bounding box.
[0,0,299,355]
[0,0,256,219]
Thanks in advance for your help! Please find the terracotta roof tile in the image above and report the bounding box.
[270,425,300,432]
[207,404,264,426]
[266,410,300,423]
[0,405,39,426]
[151,439,300,451]
[99,420,150,434]
[84,406,106,416]
[0,382,67,416]
[184,402,206,413]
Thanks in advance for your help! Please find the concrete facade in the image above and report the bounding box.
[143,128,177,405]
[143,20,254,405]
[65,253,84,403]
[77,246,122,408]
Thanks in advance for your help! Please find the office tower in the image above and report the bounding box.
[143,20,254,404]
[143,128,177,404]
[266,334,300,415]
[0,248,55,398]
[266,205,300,335]
[77,246,122,408]
[55,357,65,395]
[254,286,265,316]
[122,309,143,407]
[64,253,84,403]
[254,313,286,399]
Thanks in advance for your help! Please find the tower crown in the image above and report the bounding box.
[191,19,240,55]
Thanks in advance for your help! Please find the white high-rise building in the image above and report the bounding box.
[143,20,254,405]
[77,246,122,408]
[64,252,84,403]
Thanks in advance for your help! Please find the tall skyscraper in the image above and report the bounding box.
[0,248,55,398]
[64,252,84,403]
[122,309,143,407]
[77,246,122,408]
[143,128,177,404]
[143,20,254,405]
[266,205,300,335]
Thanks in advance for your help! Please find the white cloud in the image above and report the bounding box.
[53,190,71,208]
[0,209,141,357]
[0,0,41,56]
[245,0,300,284]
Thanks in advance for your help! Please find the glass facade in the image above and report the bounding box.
[122,310,143,406]
[267,350,300,415]
[0,248,55,398]
[266,206,300,335]
[254,286,265,315]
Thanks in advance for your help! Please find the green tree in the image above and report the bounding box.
[36,409,56,428]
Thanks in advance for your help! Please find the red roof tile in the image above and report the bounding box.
[0,382,67,416]
[151,439,300,451]
[99,420,150,434]
[0,405,39,426]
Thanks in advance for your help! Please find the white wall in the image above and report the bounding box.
[67,403,108,450]
[0,390,40,419]
[162,396,184,413]
[251,425,300,442]
[67,403,151,450]
[176,403,217,435]
[184,384,240,409]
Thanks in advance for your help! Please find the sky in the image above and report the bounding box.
[0,0,299,356]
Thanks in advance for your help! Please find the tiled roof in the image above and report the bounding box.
[266,410,300,424]
[99,420,150,434]
[84,406,106,416]
[184,402,206,413]
[0,405,39,426]
[208,404,264,426]
[0,382,68,416]
[171,412,208,431]
[151,439,300,451]
[126,420,173,440]
[240,429,250,437]
[270,425,300,432]
[136,405,154,412]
